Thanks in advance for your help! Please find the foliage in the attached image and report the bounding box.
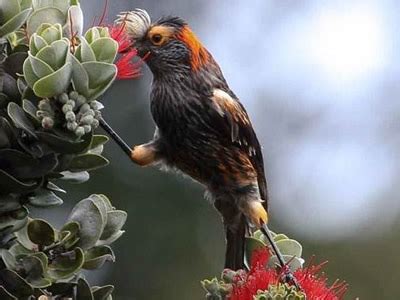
[0,0,130,298]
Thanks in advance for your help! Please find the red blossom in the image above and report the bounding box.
[115,49,142,80]
[108,22,145,80]
[109,22,132,54]
[228,249,347,300]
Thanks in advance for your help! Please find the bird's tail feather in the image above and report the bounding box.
[224,214,246,270]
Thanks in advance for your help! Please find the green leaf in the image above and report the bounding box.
[38,23,62,44]
[22,255,51,288]
[76,37,96,62]
[83,245,115,270]
[1,249,18,270]
[59,170,90,183]
[96,230,124,246]
[36,39,69,70]
[60,221,80,249]
[273,234,288,242]
[7,102,36,137]
[9,242,33,257]
[92,285,114,300]
[22,99,39,123]
[15,224,35,250]
[37,131,92,154]
[0,0,21,24]
[71,54,89,97]
[0,149,58,179]
[0,169,38,194]
[100,210,127,241]
[68,153,109,172]
[67,198,104,249]
[0,269,33,298]
[0,194,21,213]
[268,255,304,272]
[0,8,32,38]
[27,7,65,36]
[28,51,54,77]
[0,286,17,300]
[89,195,109,229]
[90,38,118,63]
[48,247,85,279]
[29,189,63,207]
[30,34,47,55]
[275,239,302,258]
[46,181,66,193]
[77,278,94,300]
[32,62,72,98]
[82,61,116,89]
[27,219,55,246]
[23,57,40,88]
[91,135,109,149]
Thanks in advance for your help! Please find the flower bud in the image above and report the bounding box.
[75,126,85,136]
[79,103,90,114]
[76,95,86,106]
[83,125,92,133]
[62,104,73,114]
[66,99,76,109]
[65,111,76,122]
[42,117,54,129]
[67,121,78,131]
[81,115,94,125]
[92,119,99,128]
[58,93,69,104]
[38,99,52,112]
[69,91,79,101]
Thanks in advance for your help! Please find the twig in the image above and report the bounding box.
[99,116,132,159]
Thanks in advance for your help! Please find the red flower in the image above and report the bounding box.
[109,22,144,80]
[228,249,347,300]
[114,49,143,80]
[109,22,132,54]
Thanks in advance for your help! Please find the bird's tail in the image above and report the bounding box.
[224,214,246,270]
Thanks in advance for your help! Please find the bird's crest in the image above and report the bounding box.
[176,26,210,70]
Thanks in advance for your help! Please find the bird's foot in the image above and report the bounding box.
[130,143,158,166]
[244,201,268,227]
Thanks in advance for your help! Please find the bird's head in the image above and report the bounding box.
[116,9,210,75]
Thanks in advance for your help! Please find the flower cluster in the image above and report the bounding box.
[109,21,143,79]
[229,249,347,300]
[202,231,348,300]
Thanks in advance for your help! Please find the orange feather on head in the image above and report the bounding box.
[176,26,210,70]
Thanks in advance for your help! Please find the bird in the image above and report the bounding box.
[112,9,289,273]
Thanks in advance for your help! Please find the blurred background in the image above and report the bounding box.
[37,0,400,299]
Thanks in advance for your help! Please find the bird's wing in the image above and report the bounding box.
[210,89,268,208]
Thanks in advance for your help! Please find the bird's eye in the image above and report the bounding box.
[151,34,163,45]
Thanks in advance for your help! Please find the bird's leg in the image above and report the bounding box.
[244,201,300,289]
[131,142,159,166]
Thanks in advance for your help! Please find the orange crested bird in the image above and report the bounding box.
[104,9,294,279]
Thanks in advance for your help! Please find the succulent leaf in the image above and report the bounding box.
[92,285,114,300]
[29,189,63,207]
[27,218,55,246]
[48,247,84,279]
[68,153,109,172]
[77,277,94,300]
[0,269,33,298]
[67,198,104,249]
[83,245,115,270]
[27,7,65,36]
